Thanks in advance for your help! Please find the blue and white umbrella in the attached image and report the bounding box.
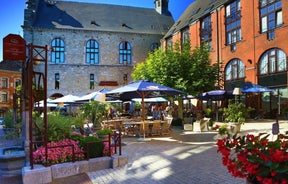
[241,82,275,93]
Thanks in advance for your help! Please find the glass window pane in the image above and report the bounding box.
[262,16,267,32]
[277,50,286,71]
[260,54,268,74]
[226,5,230,16]
[276,11,282,26]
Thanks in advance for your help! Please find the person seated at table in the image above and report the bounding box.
[152,106,162,120]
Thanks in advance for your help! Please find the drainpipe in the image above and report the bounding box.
[216,6,222,88]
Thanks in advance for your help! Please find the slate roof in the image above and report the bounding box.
[0,60,22,72]
[31,0,174,35]
[164,0,229,38]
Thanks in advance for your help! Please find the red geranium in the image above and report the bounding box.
[217,133,288,184]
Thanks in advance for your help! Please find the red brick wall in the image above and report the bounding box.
[164,0,288,87]
[0,70,21,114]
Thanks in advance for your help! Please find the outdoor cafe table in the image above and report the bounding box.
[122,120,166,136]
[102,119,125,130]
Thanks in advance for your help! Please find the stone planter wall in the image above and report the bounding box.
[22,154,128,184]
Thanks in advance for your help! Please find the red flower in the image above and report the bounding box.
[271,150,285,162]
[216,132,287,184]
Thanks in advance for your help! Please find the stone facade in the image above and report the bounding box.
[23,0,174,98]
[28,29,163,97]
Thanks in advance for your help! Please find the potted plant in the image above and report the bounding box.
[223,100,252,133]
[80,100,108,129]
[216,133,288,184]
[97,128,114,142]
[133,101,142,116]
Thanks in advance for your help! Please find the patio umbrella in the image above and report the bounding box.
[131,97,168,103]
[34,98,58,108]
[50,94,80,114]
[106,80,183,101]
[241,82,275,93]
[240,82,275,115]
[77,88,110,102]
[198,89,233,101]
[106,80,184,141]
[50,94,80,103]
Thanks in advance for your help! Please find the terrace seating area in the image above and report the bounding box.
[102,117,173,137]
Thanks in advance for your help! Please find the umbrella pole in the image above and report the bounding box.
[138,94,151,142]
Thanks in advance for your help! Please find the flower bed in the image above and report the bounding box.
[33,139,84,165]
[216,133,288,184]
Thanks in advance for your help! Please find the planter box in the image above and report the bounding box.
[184,124,193,131]
[22,154,128,184]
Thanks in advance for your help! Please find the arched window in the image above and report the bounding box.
[259,48,286,75]
[119,41,131,64]
[51,38,65,64]
[86,39,99,64]
[225,59,245,81]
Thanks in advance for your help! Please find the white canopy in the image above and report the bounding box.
[50,94,80,103]
[132,97,168,103]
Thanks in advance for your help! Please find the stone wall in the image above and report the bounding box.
[22,154,128,184]
[25,28,163,97]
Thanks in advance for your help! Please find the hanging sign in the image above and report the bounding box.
[3,34,26,61]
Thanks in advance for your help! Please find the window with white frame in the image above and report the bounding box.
[225,59,245,81]
[225,0,241,45]
[259,48,286,75]
[181,27,190,46]
[0,91,8,102]
[260,0,282,33]
[15,79,21,88]
[0,78,8,88]
[200,15,212,50]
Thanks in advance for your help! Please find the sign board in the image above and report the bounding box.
[272,122,279,135]
[3,34,26,61]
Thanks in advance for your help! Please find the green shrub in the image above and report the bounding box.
[3,110,22,140]
[69,134,84,142]
[34,112,81,142]
[79,136,104,158]
[218,124,228,136]
[97,128,113,135]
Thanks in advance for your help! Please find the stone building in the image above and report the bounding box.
[23,0,174,98]
[162,0,288,115]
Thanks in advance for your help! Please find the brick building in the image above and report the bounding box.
[23,0,174,98]
[162,0,288,114]
[0,60,22,117]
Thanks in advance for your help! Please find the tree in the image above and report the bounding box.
[132,41,218,96]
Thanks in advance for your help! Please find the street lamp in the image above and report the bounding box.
[233,87,242,103]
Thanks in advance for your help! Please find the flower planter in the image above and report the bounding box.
[228,123,241,134]
[0,146,26,176]
[217,133,287,184]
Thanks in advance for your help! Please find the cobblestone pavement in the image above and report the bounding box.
[84,120,287,184]
[2,120,287,184]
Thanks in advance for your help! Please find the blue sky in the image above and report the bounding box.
[0,0,193,61]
